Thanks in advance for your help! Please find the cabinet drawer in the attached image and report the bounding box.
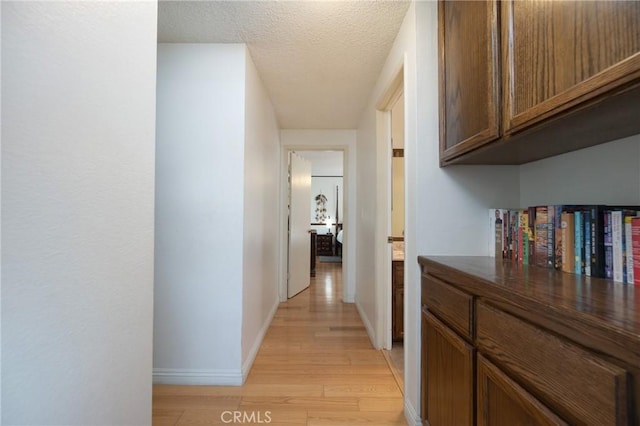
[422,274,473,341]
[476,302,629,426]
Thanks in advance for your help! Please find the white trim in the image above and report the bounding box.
[344,290,355,303]
[153,368,243,386]
[355,298,378,348]
[375,66,404,351]
[241,299,279,381]
[404,398,422,426]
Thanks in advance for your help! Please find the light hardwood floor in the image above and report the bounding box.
[153,261,407,426]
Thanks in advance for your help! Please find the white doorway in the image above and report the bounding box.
[373,66,406,387]
[386,91,405,390]
[280,148,349,303]
[373,66,406,392]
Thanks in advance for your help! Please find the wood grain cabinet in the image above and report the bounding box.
[502,0,640,133]
[439,0,640,165]
[419,256,639,426]
[422,309,474,426]
[392,260,404,341]
[477,355,567,426]
[438,0,500,163]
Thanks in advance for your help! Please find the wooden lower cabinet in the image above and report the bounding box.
[422,309,474,426]
[419,256,639,426]
[392,260,404,341]
[393,287,404,341]
[477,355,567,426]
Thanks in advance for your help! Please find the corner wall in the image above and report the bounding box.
[2,2,157,424]
[241,50,281,377]
[154,44,246,384]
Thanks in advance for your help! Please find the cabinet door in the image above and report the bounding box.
[439,0,500,163]
[422,309,474,426]
[392,287,404,341]
[503,0,640,132]
[477,354,568,426]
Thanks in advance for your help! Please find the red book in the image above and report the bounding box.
[632,217,640,286]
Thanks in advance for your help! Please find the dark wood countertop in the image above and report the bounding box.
[418,256,640,366]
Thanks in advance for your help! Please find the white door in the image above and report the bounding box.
[288,152,312,298]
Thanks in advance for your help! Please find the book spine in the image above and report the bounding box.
[510,210,518,262]
[584,211,591,276]
[612,211,623,282]
[522,210,530,265]
[535,207,549,268]
[625,215,634,284]
[561,212,575,273]
[503,210,509,259]
[554,205,564,270]
[528,207,536,265]
[490,209,505,258]
[632,217,640,285]
[575,211,582,275]
[604,211,613,279]
[518,211,525,263]
[547,205,555,268]
[488,209,496,258]
[590,206,605,278]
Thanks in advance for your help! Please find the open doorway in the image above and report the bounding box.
[281,149,347,303]
[386,91,405,390]
[373,66,405,392]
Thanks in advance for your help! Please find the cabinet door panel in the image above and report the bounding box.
[439,0,500,162]
[478,355,568,426]
[423,309,474,426]
[393,288,404,341]
[503,0,640,132]
[477,302,629,425]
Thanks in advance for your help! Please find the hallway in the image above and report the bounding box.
[152,262,406,425]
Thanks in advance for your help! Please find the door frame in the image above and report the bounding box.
[375,66,405,350]
[279,145,353,303]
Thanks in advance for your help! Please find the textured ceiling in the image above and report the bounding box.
[158,1,410,129]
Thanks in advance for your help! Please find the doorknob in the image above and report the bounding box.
[387,236,394,243]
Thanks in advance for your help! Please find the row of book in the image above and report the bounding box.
[488,205,640,285]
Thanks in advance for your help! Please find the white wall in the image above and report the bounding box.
[311,176,343,225]
[280,130,357,302]
[2,2,157,424]
[392,94,405,237]
[241,50,281,377]
[154,44,245,384]
[1,1,4,420]
[356,2,521,423]
[520,134,640,206]
[300,150,344,176]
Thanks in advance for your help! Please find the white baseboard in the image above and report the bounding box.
[355,298,377,348]
[344,292,355,303]
[153,368,243,386]
[405,398,422,426]
[241,299,279,381]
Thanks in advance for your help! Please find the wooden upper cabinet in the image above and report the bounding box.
[439,0,500,163]
[502,0,640,133]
